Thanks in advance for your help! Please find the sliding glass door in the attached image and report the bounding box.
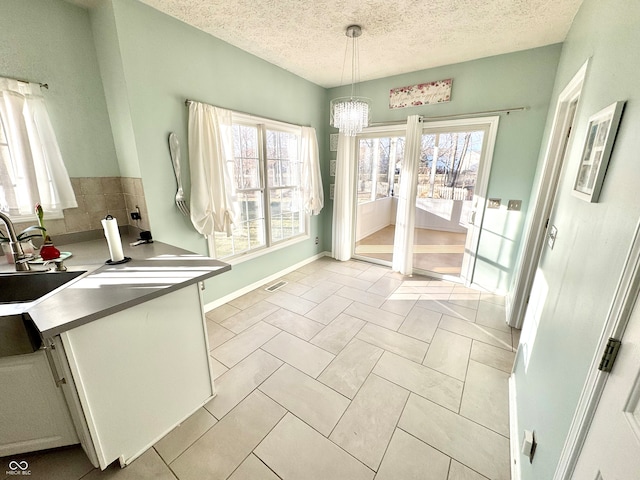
[353,117,499,283]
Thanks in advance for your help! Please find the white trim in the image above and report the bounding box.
[508,60,589,328]
[203,251,330,311]
[509,374,522,480]
[553,217,640,479]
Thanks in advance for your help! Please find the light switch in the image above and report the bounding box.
[507,200,522,211]
[488,198,501,209]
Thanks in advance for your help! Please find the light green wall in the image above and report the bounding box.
[514,1,640,478]
[94,0,328,302]
[327,46,562,292]
[0,0,119,177]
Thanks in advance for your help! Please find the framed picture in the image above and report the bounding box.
[573,101,625,202]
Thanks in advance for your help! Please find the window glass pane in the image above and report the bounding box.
[358,136,404,204]
[232,125,260,189]
[266,130,298,187]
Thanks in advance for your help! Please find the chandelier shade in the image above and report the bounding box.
[330,25,371,136]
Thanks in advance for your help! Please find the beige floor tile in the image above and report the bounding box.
[373,351,463,412]
[280,281,312,296]
[330,273,374,291]
[206,320,235,350]
[154,407,217,464]
[259,364,349,435]
[416,300,477,322]
[423,329,472,381]
[305,295,353,325]
[479,292,506,306]
[310,313,365,354]
[475,301,509,332]
[263,308,324,340]
[367,276,403,297]
[262,331,335,377]
[336,285,386,308]
[301,281,342,303]
[380,298,417,316]
[448,460,490,479]
[438,315,512,350]
[2,445,94,480]
[323,262,365,277]
[297,269,335,287]
[209,356,229,380]
[399,394,509,480]
[330,375,409,470]
[375,428,450,480]
[420,293,452,300]
[220,300,281,334]
[206,303,241,323]
[206,349,283,419]
[228,454,280,480]
[228,289,270,310]
[280,270,307,283]
[171,391,286,480]
[460,361,510,436]
[344,302,405,331]
[356,324,429,363]
[447,294,481,310]
[211,321,281,367]
[470,341,515,373]
[255,414,374,480]
[81,449,173,480]
[265,290,317,315]
[318,339,384,399]
[398,305,442,342]
[357,265,389,283]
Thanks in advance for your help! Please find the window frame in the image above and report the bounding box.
[207,113,309,263]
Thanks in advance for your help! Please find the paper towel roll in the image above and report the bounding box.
[101,215,125,262]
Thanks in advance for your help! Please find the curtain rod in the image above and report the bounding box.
[1,75,48,89]
[369,106,528,126]
[185,98,308,128]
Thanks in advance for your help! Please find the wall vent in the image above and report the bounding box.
[265,281,287,292]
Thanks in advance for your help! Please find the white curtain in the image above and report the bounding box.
[392,115,422,275]
[0,78,76,214]
[300,126,323,216]
[332,133,357,261]
[188,102,238,236]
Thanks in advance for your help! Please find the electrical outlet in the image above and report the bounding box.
[507,200,522,211]
[130,211,141,220]
[488,198,501,209]
[315,236,319,245]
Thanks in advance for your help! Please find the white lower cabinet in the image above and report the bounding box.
[0,349,78,457]
[56,283,215,469]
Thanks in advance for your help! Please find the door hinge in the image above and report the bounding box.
[598,338,621,372]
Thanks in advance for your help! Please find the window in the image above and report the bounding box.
[212,116,306,260]
[0,78,76,220]
[357,135,405,204]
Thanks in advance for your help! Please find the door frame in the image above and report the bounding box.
[507,60,588,328]
[553,215,640,479]
[352,116,499,285]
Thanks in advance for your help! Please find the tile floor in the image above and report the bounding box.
[2,257,519,480]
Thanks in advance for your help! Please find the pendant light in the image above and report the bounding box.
[330,25,371,136]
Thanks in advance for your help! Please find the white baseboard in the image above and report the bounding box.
[509,374,522,480]
[203,251,331,312]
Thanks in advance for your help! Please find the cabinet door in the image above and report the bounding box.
[61,283,214,469]
[0,350,78,456]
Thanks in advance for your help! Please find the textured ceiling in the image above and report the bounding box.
[71,0,584,88]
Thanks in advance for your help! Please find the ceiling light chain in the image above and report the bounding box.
[330,24,371,137]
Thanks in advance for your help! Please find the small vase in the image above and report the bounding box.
[40,237,60,261]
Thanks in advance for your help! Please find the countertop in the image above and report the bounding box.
[0,234,230,337]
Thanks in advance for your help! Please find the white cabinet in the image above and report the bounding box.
[0,350,78,456]
[56,283,215,469]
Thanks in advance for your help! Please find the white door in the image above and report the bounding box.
[572,291,640,479]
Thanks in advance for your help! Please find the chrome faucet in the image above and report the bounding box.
[0,212,31,271]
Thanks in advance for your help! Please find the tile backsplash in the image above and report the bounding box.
[10,176,150,238]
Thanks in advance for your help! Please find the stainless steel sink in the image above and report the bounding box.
[0,271,86,356]
[0,270,86,304]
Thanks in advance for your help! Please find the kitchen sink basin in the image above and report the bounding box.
[0,270,86,304]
